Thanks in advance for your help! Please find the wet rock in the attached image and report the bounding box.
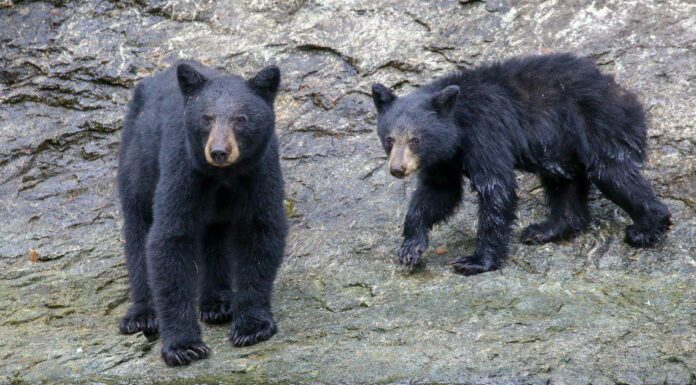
[1,0,695,383]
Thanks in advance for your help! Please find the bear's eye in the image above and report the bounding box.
[202,114,214,124]
[233,115,248,124]
[385,137,394,146]
[409,137,420,145]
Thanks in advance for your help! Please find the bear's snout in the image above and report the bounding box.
[204,122,240,167]
[209,146,229,164]
[389,162,406,178]
[388,145,419,178]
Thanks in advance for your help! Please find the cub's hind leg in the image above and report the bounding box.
[521,175,591,245]
[199,223,234,324]
[589,162,670,247]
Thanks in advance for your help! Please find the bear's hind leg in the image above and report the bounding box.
[521,175,591,245]
[590,162,671,247]
[199,223,234,324]
[120,207,158,337]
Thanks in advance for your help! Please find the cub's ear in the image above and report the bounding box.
[177,63,208,97]
[372,83,396,112]
[432,85,460,114]
[248,65,281,103]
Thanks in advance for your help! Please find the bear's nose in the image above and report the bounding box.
[390,166,406,178]
[210,148,229,164]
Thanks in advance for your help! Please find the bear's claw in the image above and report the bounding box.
[230,307,277,347]
[520,221,580,245]
[161,341,210,367]
[624,224,666,248]
[119,309,158,337]
[200,300,234,324]
[398,236,429,266]
[450,255,498,276]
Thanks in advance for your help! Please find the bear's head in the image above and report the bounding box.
[371,83,461,178]
[177,63,280,170]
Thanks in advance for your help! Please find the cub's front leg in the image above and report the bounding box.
[147,169,210,367]
[400,168,463,266]
[450,170,517,275]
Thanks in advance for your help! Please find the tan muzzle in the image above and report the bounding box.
[204,122,240,167]
[388,145,419,178]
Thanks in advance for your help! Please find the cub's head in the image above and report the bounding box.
[371,83,461,178]
[177,63,280,169]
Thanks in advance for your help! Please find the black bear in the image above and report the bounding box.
[371,53,671,275]
[118,60,287,366]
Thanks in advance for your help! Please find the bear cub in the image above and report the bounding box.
[118,61,287,366]
[372,53,671,275]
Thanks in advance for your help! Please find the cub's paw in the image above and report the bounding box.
[624,225,665,248]
[200,300,233,324]
[230,307,277,347]
[520,222,566,245]
[119,307,158,337]
[450,255,499,276]
[398,236,429,266]
[161,341,210,367]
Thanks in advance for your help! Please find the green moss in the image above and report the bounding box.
[283,199,297,218]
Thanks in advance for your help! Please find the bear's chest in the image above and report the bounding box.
[205,185,249,225]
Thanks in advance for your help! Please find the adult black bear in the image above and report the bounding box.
[371,53,671,275]
[118,61,287,366]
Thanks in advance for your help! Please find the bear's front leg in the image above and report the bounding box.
[119,204,158,337]
[451,171,517,275]
[148,223,210,366]
[400,168,463,267]
[229,223,285,347]
[147,172,209,367]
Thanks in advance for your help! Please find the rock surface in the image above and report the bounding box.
[1,1,695,384]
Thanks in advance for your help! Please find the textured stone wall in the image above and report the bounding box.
[0,1,694,384]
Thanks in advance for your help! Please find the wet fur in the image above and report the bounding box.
[373,53,671,275]
[118,61,287,366]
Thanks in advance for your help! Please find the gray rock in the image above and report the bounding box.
[0,0,694,384]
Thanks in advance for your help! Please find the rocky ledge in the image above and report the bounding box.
[0,1,694,384]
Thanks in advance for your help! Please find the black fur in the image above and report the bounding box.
[372,53,671,275]
[118,61,287,366]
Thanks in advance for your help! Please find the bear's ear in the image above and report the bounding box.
[248,65,281,103]
[177,63,208,97]
[372,83,396,112]
[432,85,460,114]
